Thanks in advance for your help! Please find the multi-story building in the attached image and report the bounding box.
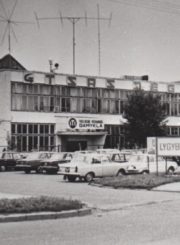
[0,54,179,152]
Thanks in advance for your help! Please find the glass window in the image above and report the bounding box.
[29,124,33,134]
[70,87,78,96]
[40,125,44,134]
[22,124,27,134]
[34,125,38,134]
[172,127,178,136]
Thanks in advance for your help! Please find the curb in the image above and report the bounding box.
[0,208,92,223]
[94,199,175,212]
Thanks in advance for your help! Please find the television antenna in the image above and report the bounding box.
[0,0,33,54]
[35,5,112,75]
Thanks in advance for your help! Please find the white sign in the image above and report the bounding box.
[158,138,180,156]
[68,118,104,130]
[147,137,156,154]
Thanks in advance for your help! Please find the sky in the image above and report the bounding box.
[1,0,180,82]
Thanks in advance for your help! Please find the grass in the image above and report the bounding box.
[0,196,84,214]
[90,174,180,190]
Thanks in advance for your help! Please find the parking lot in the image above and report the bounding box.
[1,171,180,211]
[2,171,180,245]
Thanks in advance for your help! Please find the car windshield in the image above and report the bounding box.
[26,152,50,160]
[13,153,22,159]
[49,153,64,161]
[129,154,146,163]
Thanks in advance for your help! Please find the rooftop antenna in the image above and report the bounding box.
[0,0,33,54]
[35,6,112,75]
[96,4,112,75]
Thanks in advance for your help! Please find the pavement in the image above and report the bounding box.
[1,181,180,223]
[153,182,180,192]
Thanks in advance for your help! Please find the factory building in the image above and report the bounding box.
[0,54,179,152]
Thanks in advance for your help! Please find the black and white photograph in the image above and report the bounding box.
[1,0,180,244]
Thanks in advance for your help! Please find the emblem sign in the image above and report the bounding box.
[69,118,77,129]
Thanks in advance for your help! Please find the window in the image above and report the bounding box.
[11,123,55,152]
[171,127,178,136]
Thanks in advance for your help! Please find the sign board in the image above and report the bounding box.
[157,137,180,156]
[147,137,156,154]
[147,137,180,156]
[68,118,104,130]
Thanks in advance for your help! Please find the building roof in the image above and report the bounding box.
[0,54,26,71]
[163,116,180,127]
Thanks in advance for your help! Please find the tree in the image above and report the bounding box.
[124,88,166,148]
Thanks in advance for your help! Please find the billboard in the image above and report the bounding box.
[158,137,180,156]
[147,137,180,156]
[68,118,104,130]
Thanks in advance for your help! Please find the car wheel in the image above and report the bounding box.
[142,170,149,175]
[25,169,31,174]
[0,166,5,172]
[36,167,42,174]
[167,167,175,175]
[117,169,126,176]
[85,173,94,182]
[67,176,76,182]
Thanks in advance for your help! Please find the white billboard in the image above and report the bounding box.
[147,137,156,154]
[68,118,104,130]
[157,137,180,156]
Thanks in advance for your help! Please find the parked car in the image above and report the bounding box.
[40,152,73,174]
[128,154,178,174]
[16,151,53,174]
[58,153,148,182]
[96,149,134,164]
[0,152,22,171]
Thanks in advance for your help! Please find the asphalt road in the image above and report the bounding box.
[1,171,180,245]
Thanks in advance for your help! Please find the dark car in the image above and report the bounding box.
[16,151,53,174]
[0,152,22,171]
[40,152,73,174]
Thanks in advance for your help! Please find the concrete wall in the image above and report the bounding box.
[0,71,11,150]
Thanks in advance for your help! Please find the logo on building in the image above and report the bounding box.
[69,118,77,129]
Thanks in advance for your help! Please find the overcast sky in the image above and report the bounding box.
[1,0,180,82]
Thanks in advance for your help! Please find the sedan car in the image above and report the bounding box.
[40,152,73,174]
[128,154,178,174]
[16,151,53,174]
[58,153,148,182]
[0,152,22,171]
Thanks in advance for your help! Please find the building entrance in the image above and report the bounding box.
[66,141,87,152]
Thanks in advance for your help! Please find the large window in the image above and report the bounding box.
[11,123,55,152]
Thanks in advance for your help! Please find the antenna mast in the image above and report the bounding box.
[0,0,34,54]
[35,7,112,75]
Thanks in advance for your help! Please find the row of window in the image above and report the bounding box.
[11,123,55,152]
[12,82,180,116]
[11,94,126,114]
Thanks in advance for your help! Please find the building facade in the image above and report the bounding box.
[0,54,179,152]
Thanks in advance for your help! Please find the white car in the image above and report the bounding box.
[58,153,149,182]
[128,154,178,174]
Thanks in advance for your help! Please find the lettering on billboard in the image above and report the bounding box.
[67,76,77,87]
[168,85,174,93]
[24,73,34,83]
[151,82,158,91]
[87,78,96,88]
[79,119,103,129]
[106,79,115,89]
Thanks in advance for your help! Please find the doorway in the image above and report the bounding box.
[66,141,87,152]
